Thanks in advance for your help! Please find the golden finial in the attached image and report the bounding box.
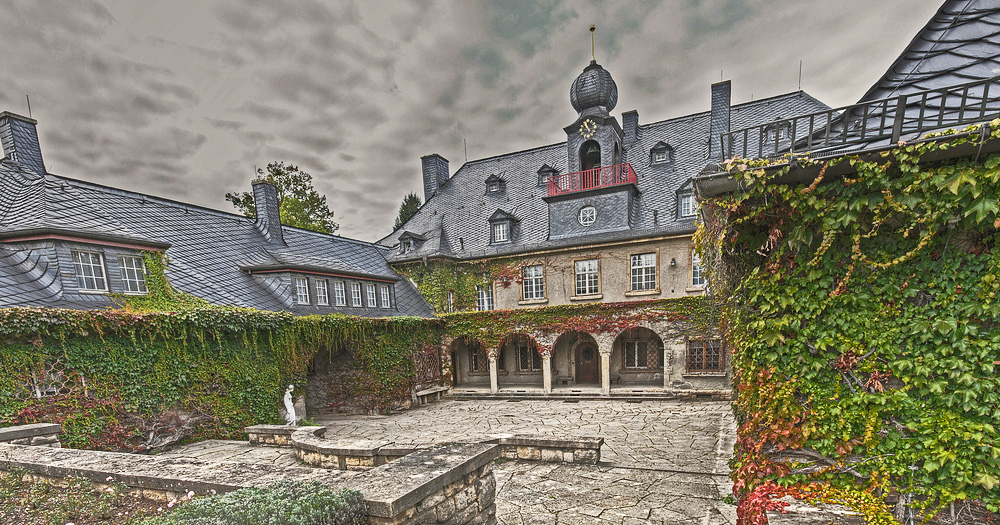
[590,25,596,62]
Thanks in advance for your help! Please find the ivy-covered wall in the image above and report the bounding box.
[699,125,1000,523]
[0,307,440,452]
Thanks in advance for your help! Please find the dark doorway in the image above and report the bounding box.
[576,345,599,384]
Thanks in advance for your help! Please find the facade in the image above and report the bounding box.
[379,60,830,393]
[0,112,433,317]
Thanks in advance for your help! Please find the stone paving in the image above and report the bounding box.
[164,399,737,524]
[315,399,737,524]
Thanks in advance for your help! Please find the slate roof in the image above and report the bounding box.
[379,91,829,261]
[0,157,433,317]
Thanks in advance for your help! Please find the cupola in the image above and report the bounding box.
[570,61,618,117]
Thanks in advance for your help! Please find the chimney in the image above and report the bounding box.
[622,110,639,144]
[252,180,284,244]
[708,81,731,161]
[421,154,449,202]
[0,111,45,174]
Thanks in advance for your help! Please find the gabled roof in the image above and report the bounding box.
[0,158,433,317]
[860,0,1000,102]
[487,209,519,222]
[379,91,830,261]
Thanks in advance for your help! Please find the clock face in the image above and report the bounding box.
[579,119,597,138]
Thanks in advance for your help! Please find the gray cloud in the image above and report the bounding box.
[0,0,944,240]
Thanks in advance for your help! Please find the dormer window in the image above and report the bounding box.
[679,193,696,218]
[651,142,674,165]
[537,164,559,187]
[397,231,425,254]
[485,174,505,195]
[400,239,415,254]
[71,250,108,292]
[488,209,518,245]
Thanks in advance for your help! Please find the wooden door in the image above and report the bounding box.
[576,345,599,384]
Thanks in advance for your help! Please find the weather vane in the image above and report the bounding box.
[590,24,596,62]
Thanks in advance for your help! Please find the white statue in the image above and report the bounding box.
[283,384,298,426]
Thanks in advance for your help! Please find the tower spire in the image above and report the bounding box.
[590,25,596,62]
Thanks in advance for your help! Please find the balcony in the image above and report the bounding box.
[722,75,1000,160]
[546,163,637,197]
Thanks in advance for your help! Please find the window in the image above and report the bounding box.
[688,340,724,374]
[316,279,329,306]
[492,222,509,244]
[631,253,657,291]
[692,250,706,288]
[380,285,391,308]
[651,142,673,164]
[574,259,599,296]
[469,343,488,373]
[476,285,494,311]
[522,265,544,300]
[351,282,362,306]
[578,206,597,226]
[624,340,648,369]
[333,281,347,306]
[653,150,668,163]
[399,239,414,254]
[680,194,696,218]
[517,341,542,371]
[71,251,107,292]
[366,283,377,307]
[294,277,310,304]
[119,256,147,294]
[487,181,500,193]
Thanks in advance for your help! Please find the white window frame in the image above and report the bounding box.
[492,222,509,244]
[522,265,544,300]
[333,281,347,306]
[578,206,597,226]
[71,250,108,292]
[692,250,706,288]
[630,253,657,291]
[366,283,377,307]
[380,285,391,308]
[294,277,310,305]
[680,194,696,218]
[476,285,494,311]
[351,282,362,306]
[447,290,456,313]
[574,259,599,296]
[118,255,148,294]
[316,279,330,306]
[653,150,668,163]
[486,181,500,193]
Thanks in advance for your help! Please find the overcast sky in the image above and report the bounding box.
[0,0,945,241]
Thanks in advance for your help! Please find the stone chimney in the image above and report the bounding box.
[421,154,449,202]
[0,111,45,174]
[622,110,639,144]
[252,180,284,244]
[708,81,731,161]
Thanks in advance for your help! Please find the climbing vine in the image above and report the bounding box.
[396,259,523,313]
[700,122,1000,523]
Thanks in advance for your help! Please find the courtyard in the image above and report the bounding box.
[166,398,738,524]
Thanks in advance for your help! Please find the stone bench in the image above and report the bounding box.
[556,375,573,385]
[0,423,62,448]
[415,386,449,405]
[244,424,311,447]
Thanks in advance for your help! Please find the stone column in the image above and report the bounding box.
[542,352,552,394]
[663,343,670,391]
[489,355,499,394]
[600,352,611,396]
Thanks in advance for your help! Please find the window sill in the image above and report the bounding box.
[686,286,706,294]
[619,368,664,374]
[77,290,109,295]
[682,372,727,378]
[513,370,543,376]
[624,289,660,297]
[518,298,548,306]
[569,294,602,302]
[468,371,491,377]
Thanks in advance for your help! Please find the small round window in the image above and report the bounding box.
[578,206,597,226]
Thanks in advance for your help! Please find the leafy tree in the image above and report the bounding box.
[394,192,422,230]
[226,162,338,234]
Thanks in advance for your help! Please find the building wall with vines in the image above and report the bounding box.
[698,125,1000,523]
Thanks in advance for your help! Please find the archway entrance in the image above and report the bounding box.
[575,344,599,383]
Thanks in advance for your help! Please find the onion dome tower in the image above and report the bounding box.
[570,61,619,117]
[563,27,624,174]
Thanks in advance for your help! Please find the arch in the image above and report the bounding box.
[579,140,601,171]
[551,331,600,386]
[610,327,666,386]
[450,336,489,387]
[497,333,544,389]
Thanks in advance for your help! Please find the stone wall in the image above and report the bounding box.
[0,423,61,448]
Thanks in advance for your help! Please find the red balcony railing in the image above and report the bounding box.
[546,163,637,197]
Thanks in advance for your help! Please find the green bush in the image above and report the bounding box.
[142,481,367,525]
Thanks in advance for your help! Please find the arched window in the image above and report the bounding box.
[580,140,601,171]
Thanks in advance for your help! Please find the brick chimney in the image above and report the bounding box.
[421,154,449,202]
[708,81,731,161]
[0,111,45,174]
[252,180,284,244]
[622,110,639,144]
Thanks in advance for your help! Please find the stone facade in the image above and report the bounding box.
[0,423,62,448]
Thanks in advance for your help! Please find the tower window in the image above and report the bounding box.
[578,206,597,226]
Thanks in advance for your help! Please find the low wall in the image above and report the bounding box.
[493,435,603,465]
[0,423,62,448]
